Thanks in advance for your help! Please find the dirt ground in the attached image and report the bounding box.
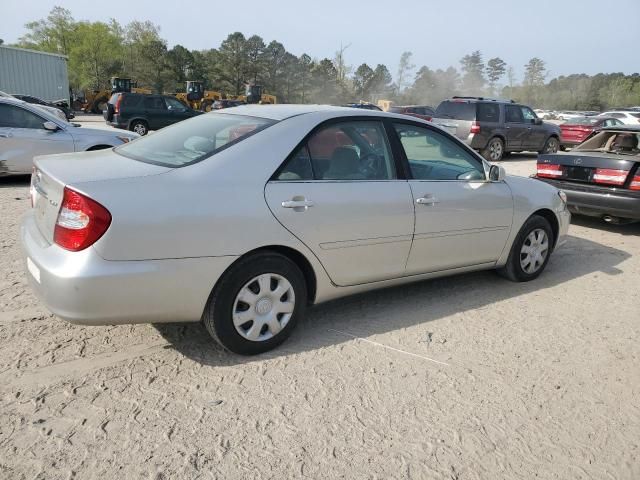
[1,148,639,479]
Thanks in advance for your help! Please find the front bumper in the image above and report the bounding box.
[20,212,238,325]
[536,178,640,220]
[556,204,571,248]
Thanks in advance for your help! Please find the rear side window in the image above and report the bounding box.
[476,103,500,122]
[122,95,142,108]
[116,113,275,167]
[435,101,476,120]
[0,104,45,129]
[144,97,166,110]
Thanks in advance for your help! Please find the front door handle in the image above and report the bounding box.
[282,198,314,211]
[416,195,439,206]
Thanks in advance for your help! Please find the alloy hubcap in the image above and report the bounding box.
[134,124,146,135]
[490,141,502,160]
[546,139,558,153]
[232,273,295,342]
[520,228,549,274]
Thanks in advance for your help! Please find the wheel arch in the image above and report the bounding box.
[127,118,148,130]
[213,245,318,305]
[86,144,114,151]
[531,208,560,249]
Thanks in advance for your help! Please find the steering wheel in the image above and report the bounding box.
[359,152,383,179]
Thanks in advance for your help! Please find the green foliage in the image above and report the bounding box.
[12,7,640,109]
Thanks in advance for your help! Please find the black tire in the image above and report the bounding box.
[497,215,554,282]
[539,136,559,154]
[130,120,148,136]
[481,137,504,162]
[202,252,307,355]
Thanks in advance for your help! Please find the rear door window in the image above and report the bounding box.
[144,96,166,110]
[505,105,524,123]
[122,95,141,108]
[476,103,500,122]
[435,101,476,120]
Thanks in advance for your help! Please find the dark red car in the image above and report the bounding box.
[389,105,435,121]
[560,116,623,149]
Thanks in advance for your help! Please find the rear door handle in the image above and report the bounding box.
[416,195,439,206]
[282,198,314,210]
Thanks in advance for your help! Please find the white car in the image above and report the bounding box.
[0,96,138,175]
[597,111,640,125]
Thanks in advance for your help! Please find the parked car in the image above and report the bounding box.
[21,105,569,354]
[536,126,640,224]
[1,90,68,122]
[104,93,203,135]
[342,103,382,111]
[596,111,640,125]
[0,96,137,176]
[388,105,435,121]
[560,116,624,149]
[12,94,75,120]
[431,97,561,161]
[212,99,246,110]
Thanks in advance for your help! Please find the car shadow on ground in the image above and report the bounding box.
[0,175,30,188]
[154,232,631,366]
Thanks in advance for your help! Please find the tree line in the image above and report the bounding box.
[11,7,640,109]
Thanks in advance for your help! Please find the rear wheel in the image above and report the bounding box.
[481,137,504,162]
[498,215,554,282]
[540,136,559,154]
[130,120,148,136]
[203,252,307,355]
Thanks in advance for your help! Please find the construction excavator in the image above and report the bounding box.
[81,77,151,114]
[174,81,223,111]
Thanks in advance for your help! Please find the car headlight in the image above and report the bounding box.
[117,136,133,143]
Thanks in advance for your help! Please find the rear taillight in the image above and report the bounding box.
[114,95,123,114]
[593,168,628,186]
[470,121,480,134]
[629,174,640,190]
[537,163,563,178]
[54,187,111,251]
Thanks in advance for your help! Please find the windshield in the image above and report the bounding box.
[575,130,640,155]
[566,117,600,125]
[115,113,275,167]
[435,101,476,120]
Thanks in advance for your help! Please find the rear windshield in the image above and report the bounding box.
[435,101,476,120]
[115,113,275,167]
[566,117,600,125]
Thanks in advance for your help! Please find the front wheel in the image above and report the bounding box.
[203,252,307,355]
[540,137,559,154]
[498,215,554,282]
[481,137,504,162]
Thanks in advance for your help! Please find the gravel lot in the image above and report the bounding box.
[1,122,639,479]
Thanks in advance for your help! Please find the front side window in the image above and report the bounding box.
[0,104,45,129]
[521,107,536,122]
[276,121,396,181]
[393,123,485,181]
[165,97,186,110]
[116,113,275,167]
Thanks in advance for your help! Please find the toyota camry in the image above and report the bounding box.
[21,105,570,354]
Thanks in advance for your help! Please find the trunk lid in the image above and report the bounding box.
[537,151,638,187]
[31,149,170,244]
[560,124,593,143]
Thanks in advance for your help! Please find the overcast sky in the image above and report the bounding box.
[3,0,639,82]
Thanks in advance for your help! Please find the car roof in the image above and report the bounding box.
[219,104,380,121]
[600,125,640,132]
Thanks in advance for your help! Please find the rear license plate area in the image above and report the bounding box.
[565,166,591,182]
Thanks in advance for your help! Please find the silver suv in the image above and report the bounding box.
[431,97,561,161]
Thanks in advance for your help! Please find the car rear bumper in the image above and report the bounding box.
[20,211,238,325]
[535,178,640,220]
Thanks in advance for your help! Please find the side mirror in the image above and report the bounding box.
[534,118,543,125]
[489,164,506,182]
[43,121,59,132]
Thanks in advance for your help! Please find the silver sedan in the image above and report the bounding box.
[21,105,570,354]
[0,96,138,175]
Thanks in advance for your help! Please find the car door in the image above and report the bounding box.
[264,119,415,286]
[391,122,513,274]
[143,96,170,130]
[504,104,528,150]
[0,103,73,175]
[521,106,546,149]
